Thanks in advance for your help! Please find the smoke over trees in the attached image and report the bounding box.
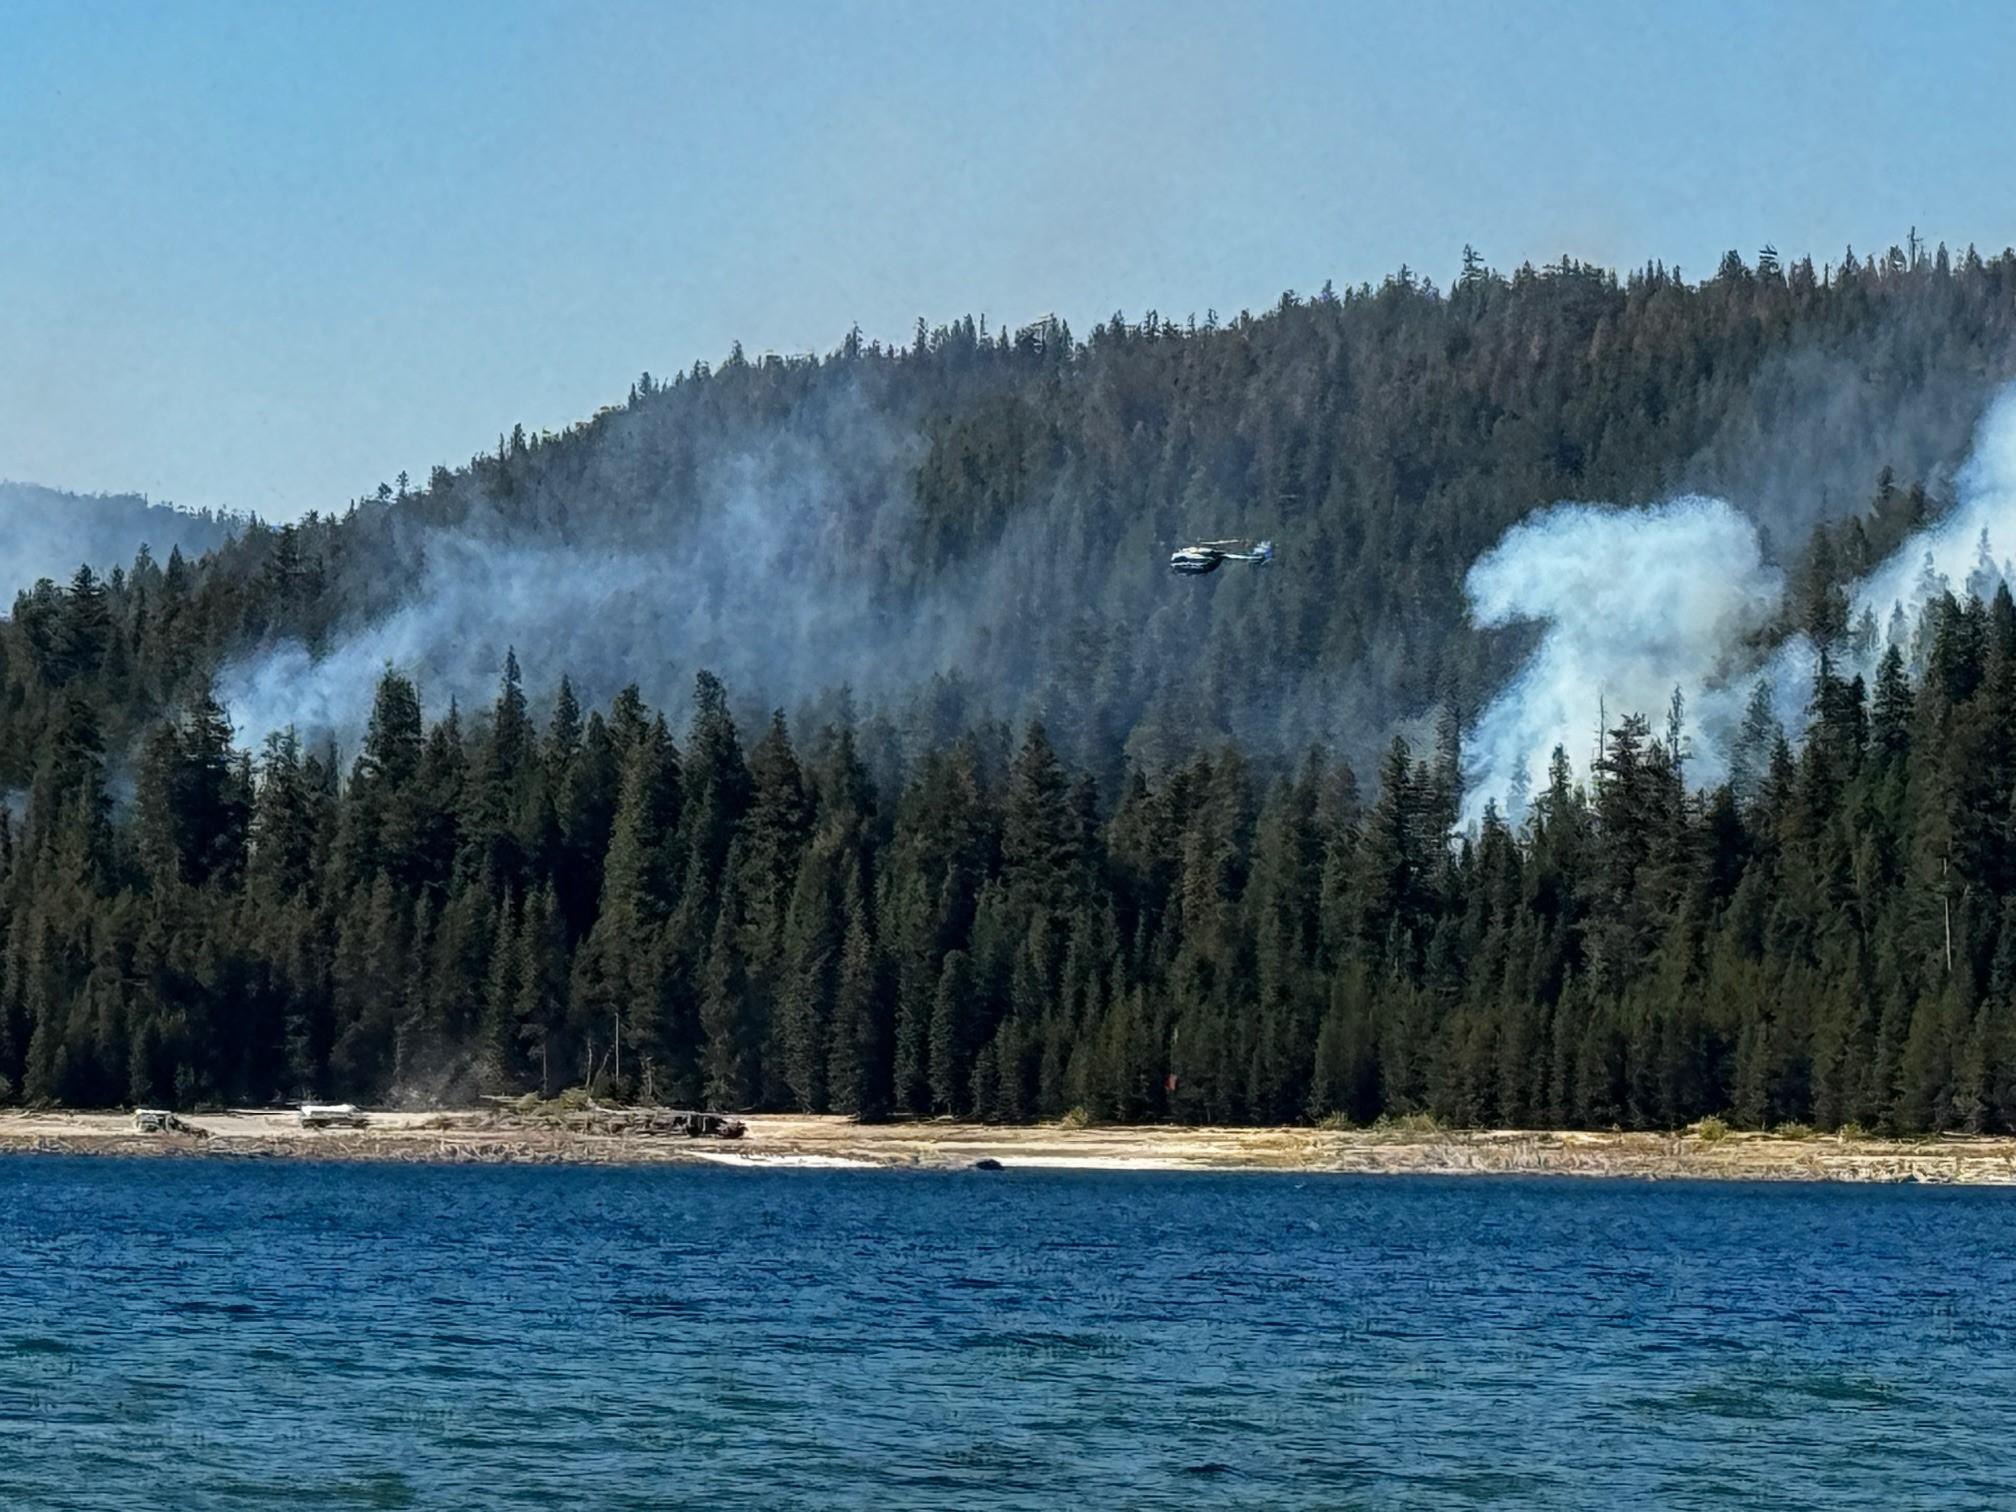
[1461,385,2016,825]
[6,238,2016,1126]
[15,237,2016,797]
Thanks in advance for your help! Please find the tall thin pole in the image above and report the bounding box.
[1944,852,1954,974]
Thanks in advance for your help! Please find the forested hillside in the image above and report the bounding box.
[10,239,2016,792]
[6,239,2016,1127]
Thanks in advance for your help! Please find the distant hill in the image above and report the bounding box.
[0,481,242,603]
[10,240,2016,784]
[204,243,2016,783]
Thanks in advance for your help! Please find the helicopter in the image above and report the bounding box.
[1169,538,1274,575]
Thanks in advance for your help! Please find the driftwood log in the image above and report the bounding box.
[558,1105,747,1139]
[132,1109,209,1138]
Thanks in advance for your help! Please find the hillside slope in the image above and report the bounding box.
[0,482,239,605]
[13,242,2016,791]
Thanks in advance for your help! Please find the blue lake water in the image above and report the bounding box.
[0,1158,2011,1509]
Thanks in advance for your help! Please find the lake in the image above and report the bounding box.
[0,1157,2010,1509]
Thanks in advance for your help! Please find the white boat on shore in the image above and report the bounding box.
[298,1103,368,1130]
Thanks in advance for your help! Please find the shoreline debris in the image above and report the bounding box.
[482,1094,746,1139]
[558,1106,746,1139]
[132,1109,209,1138]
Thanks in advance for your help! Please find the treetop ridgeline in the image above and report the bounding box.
[9,236,2014,791]
[6,238,2016,1127]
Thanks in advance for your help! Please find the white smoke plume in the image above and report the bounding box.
[1461,383,2016,827]
[1853,386,2016,631]
[1461,497,1788,825]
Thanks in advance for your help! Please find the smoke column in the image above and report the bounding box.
[1460,497,1787,825]
[1461,383,2016,826]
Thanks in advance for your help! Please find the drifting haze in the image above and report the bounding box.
[215,383,966,748]
[0,482,239,604]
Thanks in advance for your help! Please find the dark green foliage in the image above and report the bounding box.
[699,858,754,1111]
[11,243,2016,1123]
[4,627,1999,1129]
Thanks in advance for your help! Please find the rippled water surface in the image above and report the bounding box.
[1,1158,2013,1509]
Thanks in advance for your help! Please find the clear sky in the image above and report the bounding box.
[4,0,2014,520]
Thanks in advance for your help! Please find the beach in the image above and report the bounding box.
[2,1108,2014,1183]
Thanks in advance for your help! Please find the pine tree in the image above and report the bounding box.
[250,730,317,903]
[479,897,524,1092]
[700,864,755,1110]
[928,950,972,1115]
[513,884,569,1096]
[458,648,535,894]
[827,902,888,1119]
[778,850,840,1112]
[569,721,679,1078]
[682,672,751,884]
[1001,724,1079,928]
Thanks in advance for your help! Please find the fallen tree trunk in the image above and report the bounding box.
[132,1109,209,1138]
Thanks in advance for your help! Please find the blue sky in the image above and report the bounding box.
[4,0,2013,520]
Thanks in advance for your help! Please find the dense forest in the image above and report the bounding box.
[7,239,2016,1128]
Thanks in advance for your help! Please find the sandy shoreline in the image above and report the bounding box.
[1,1109,2013,1184]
